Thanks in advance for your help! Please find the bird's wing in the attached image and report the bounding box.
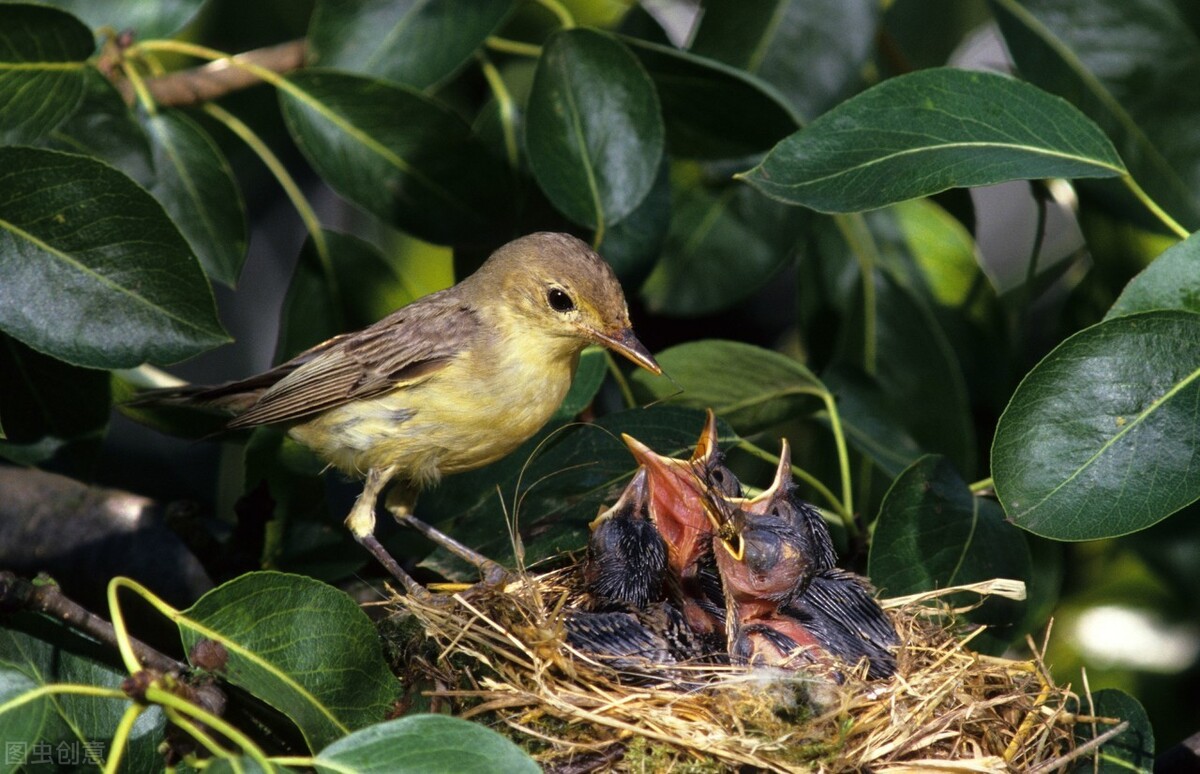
[788,569,899,679]
[229,291,480,428]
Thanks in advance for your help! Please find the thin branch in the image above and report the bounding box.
[113,39,307,108]
[0,571,185,676]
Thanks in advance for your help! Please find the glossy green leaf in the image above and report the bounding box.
[313,715,538,774]
[308,0,513,89]
[993,310,1200,540]
[838,267,975,473]
[742,68,1126,213]
[0,614,166,774]
[180,571,396,751]
[142,110,247,287]
[622,36,799,159]
[279,70,511,245]
[641,163,806,316]
[629,340,825,435]
[689,0,880,121]
[0,147,229,369]
[0,4,93,144]
[869,456,1032,651]
[526,28,664,231]
[420,407,738,569]
[47,0,205,39]
[46,70,153,187]
[552,346,607,421]
[990,0,1200,231]
[595,155,670,285]
[1107,231,1200,318]
[1072,689,1154,773]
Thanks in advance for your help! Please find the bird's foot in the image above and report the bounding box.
[394,514,512,589]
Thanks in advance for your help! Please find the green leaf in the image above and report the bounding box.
[0,147,229,369]
[990,0,1200,231]
[869,456,1032,651]
[993,310,1200,540]
[641,163,806,316]
[629,340,825,435]
[46,0,205,39]
[46,70,153,187]
[314,714,538,774]
[420,407,738,569]
[279,70,511,245]
[0,4,93,144]
[526,28,664,231]
[0,614,167,774]
[741,68,1126,213]
[180,571,396,751]
[622,36,799,159]
[1072,689,1154,773]
[689,0,880,120]
[308,0,513,90]
[595,154,670,285]
[1107,231,1200,318]
[142,110,247,287]
[552,346,607,421]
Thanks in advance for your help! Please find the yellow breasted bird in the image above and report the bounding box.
[137,232,661,582]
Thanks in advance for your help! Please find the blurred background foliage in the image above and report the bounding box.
[1,0,1199,768]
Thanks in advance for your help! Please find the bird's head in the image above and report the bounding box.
[713,439,813,606]
[478,232,660,374]
[620,410,739,576]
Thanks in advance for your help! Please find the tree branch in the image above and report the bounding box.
[114,39,307,108]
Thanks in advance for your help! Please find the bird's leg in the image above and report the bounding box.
[346,466,426,596]
[389,512,512,589]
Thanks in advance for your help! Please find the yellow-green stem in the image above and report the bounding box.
[102,704,144,774]
[1122,175,1190,239]
[833,213,880,375]
[485,36,543,58]
[106,578,144,675]
[820,391,855,526]
[477,51,519,168]
[970,476,994,494]
[120,60,157,115]
[147,685,274,771]
[0,683,125,717]
[532,0,576,28]
[202,102,339,316]
[605,350,637,408]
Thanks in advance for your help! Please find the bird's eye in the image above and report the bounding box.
[547,287,575,312]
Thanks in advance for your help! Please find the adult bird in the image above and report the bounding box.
[134,232,661,583]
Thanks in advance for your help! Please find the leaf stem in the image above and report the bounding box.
[532,0,576,28]
[120,60,157,115]
[103,704,144,774]
[0,683,126,716]
[605,351,637,408]
[477,51,519,169]
[833,213,880,375]
[1123,175,1189,239]
[820,390,856,529]
[970,476,994,494]
[201,102,341,323]
[148,684,274,771]
[485,36,543,57]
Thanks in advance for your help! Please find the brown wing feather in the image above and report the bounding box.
[228,290,480,428]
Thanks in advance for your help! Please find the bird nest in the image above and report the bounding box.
[382,567,1108,773]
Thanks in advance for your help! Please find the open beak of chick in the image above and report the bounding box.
[588,466,651,532]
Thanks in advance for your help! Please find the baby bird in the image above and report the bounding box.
[136,232,660,582]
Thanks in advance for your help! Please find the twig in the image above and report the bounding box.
[1028,720,1128,774]
[114,39,307,108]
[0,571,185,676]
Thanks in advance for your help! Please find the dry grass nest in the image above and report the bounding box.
[380,564,1122,773]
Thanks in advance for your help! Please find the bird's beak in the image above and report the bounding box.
[589,326,661,375]
[622,432,723,533]
[589,467,650,531]
[691,408,719,464]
